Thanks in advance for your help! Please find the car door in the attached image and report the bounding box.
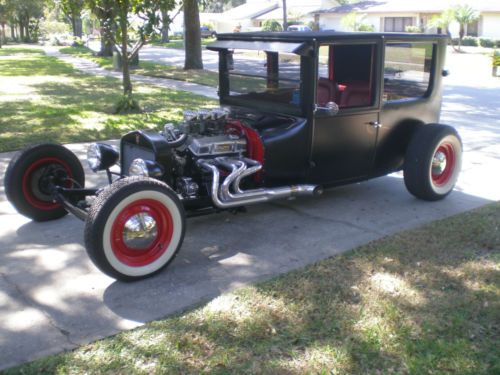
[309,41,382,184]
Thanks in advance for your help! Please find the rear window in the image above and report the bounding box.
[383,43,434,102]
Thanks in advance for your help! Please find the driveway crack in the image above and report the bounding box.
[0,271,78,347]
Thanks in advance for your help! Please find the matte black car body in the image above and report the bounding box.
[208,31,448,187]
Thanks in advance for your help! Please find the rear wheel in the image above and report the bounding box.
[404,124,462,201]
[5,143,85,221]
[84,177,186,281]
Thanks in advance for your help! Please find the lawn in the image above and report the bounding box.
[151,37,216,49]
[6,203,499,374]
[60,46,219,88]
[0,47,216,152]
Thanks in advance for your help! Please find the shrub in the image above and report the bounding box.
[493,50,500,67]
[479,38,500,48]
[262,19,283,32]
[358,23,375,32]
[452,36,479,46]
[405,25,421,33]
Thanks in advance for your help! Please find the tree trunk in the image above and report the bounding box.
[119,5,132,96]
[74,16,83,38]
[184,0,203,70]
[19,21,25,41]
[160,9,169,43]
[458,24,465,52]
[99,16,114,56]
[282,0,288,31]
[10,24,15,40]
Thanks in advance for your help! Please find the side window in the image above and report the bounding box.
[383,43,434,102]
[317,44,376,109]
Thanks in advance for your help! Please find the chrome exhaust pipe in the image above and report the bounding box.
[197,158,322,209]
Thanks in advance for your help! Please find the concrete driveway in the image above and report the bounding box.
[0,49,499,370]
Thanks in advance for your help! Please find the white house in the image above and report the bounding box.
[311,0,500,39]
[208,0,338,33]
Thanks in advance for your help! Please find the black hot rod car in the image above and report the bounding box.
[4,31,462,281]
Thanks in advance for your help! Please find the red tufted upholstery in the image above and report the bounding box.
[339,81,371,108]
[317,78,338,106]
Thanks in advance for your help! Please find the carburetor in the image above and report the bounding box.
[180,108,230,136]
[179,108,247,158]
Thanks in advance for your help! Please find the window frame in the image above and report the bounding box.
[315,40,382,114]
[382,41,437,105]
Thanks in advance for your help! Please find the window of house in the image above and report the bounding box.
[317,44,376,109]
[384,17,414,32]
[466,20,479,36]
[383,43,434,102]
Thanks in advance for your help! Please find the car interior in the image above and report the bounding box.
[317,44,375,109]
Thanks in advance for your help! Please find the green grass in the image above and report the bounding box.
[5,203,499,374]
[59,46,220,87]
[0,47,44,56]
[151,37,216,49]
[0,48,216,152]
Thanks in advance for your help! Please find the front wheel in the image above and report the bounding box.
[4,143,85,221]
[84,177,186,281]
[404,124,462,201]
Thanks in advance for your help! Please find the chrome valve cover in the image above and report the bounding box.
[188,135,246,157]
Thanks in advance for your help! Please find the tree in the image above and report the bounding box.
[87,0,166,111]
[158,0,177,43]
[262,19,282,32]
[428,8,454,38]
[341,12,374,32]
[184,0,203,69]
[453,4,479,51]
[10,0,44,42]
[60,0,84,37]
[0,0,8,47]
[87,0,116,56]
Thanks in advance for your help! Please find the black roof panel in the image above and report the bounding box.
[215,31,448,43]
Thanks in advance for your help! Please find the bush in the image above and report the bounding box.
[479,38,500,48]
[493,50,500,67]
[405,25,421,33]
[357,23,375,32]
[452,36,479,46]
[262,19,282,32]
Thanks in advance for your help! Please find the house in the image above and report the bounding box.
[209,0,338,33]
[311,0,500,39]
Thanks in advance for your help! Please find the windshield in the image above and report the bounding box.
[226,49,302,111]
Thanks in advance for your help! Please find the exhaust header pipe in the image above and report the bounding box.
[197,157,322,209]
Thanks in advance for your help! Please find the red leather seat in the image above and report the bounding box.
[339,81,371,107]
[317,78,338,106]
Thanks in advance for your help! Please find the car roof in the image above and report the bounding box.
[216,31,447,43]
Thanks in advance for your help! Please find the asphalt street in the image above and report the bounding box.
[0,48,499,370]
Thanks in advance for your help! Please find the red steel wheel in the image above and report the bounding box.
[110,199,174,267]
[404,124,462,201]
[21,157,74,210]
[84,177,186,281]
[5,144,85,221]
[431,143,456,187]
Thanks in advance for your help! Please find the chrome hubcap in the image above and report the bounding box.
[432,150,447,176]
[122,213,158,249]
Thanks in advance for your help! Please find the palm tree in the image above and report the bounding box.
[453,4,479,51]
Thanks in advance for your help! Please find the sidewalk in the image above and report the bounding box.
[43,47,219,99]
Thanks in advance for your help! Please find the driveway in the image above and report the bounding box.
[0,49,499,370]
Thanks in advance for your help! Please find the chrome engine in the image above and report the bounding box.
[170,108,247,158]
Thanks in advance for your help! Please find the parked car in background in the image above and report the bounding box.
[287,25,312,32]
[200,26,217,38]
